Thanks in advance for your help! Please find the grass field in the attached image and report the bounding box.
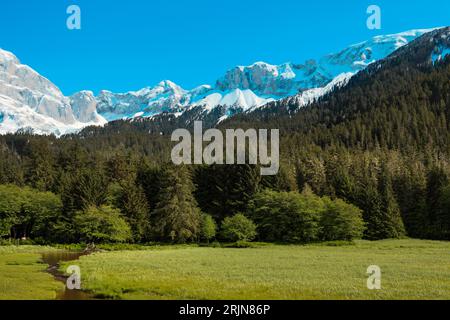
[59,239,450,300]
[0,246,63,300]
[1,240,449,300]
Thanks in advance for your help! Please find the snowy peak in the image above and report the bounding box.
[214,29,435,99]
[96,80,191,121]
[0,48,65,102]
[216,61,299,96]
[318,29,437,75]
[0,27,442,135]
[0,49,18,63]
[192,88,273,112]
[0,48,105,135]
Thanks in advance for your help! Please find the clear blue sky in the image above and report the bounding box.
[1,0,449,95]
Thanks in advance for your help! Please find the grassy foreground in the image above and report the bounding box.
[62,239,450,300]
[0,246,63,300]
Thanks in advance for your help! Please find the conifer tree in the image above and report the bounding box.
[109,176,150,242]
[194,164,260,221]
[426,166,449,238]
[150,166,201,243]
[377,164,405,238]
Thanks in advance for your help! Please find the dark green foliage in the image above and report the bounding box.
[377,164,405,238]
[194,164,261,221]
[61,169,108,215]
[137,164,164,213]
[393,164,428,238]
[0,184,62,239]
[249,190,323,243]
[426,167,449,226]
[320,198,365,241]
[426,167,450,239]
[260,164,298,192]
[107,178,150,242]
[249,190,364,243]
[1,29,450,242]
[150,166,201,243]
[435,184,450,239]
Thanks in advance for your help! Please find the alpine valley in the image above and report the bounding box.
[0,28,441,135]
[2,24,450,301]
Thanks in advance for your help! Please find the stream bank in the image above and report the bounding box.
[41,250,95,300]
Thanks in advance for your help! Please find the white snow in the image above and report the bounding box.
[432,47,450,63]
[0,48,105,135]
[0,28,440,135]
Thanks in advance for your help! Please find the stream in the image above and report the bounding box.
[41,250,95,300]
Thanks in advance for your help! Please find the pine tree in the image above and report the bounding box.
[150,166,201,243]
[109,176,150,242]
[426,166,449,238]
[393,165,427,238]
[194,164,260,221]
[377,164,405,238]
[24,139,56,192]
[358,181,384,240]
[435,184,450,239]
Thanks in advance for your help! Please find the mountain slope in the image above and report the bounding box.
[98,29,435,123]
[222,27,450,151]
[0,49,106,135]
[0,28,438,135]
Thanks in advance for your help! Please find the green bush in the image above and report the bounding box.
[249,190,365,243]
[249,190,323,243]
[227,241,258,248]
[320,198,365,241]
[200,214,217,242]
[210,241,222,248]
[221,214,257,242]
[73,205,132,243]
[0,184,62,240]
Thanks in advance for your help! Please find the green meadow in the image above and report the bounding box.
[0,246,63,300]
[62,239,450,300]
[1,240,450,300]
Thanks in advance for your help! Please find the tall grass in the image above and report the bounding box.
[61,239,450,300]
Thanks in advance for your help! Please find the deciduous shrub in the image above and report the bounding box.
[249,190,364,243]
[200,213,217,242]
[0,184,62,239]
[249,190,323,243]
[73,205,132,243]
[221,214,257,242]
[320,198,365,241]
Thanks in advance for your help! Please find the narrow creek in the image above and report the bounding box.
[41,250,95,300]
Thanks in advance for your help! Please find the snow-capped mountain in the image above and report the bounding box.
[91,28,436,122]
[0,49,106,135]
[0,28,438,135]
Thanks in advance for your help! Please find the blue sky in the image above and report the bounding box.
[0,0,449,95]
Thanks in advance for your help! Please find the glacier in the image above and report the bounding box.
[0,28,438,135]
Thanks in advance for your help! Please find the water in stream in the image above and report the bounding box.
[41,251,94,300]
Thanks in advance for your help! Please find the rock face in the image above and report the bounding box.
[215,62,297,96]
[96,80,189,121]
[0,49,73,123]
[0,49,105,135]
[70,91,104,123]
[216,29,436,97]
[0,28,438,135]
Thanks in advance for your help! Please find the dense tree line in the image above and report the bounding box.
[1,140,449,243]
[1,29,450,243]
